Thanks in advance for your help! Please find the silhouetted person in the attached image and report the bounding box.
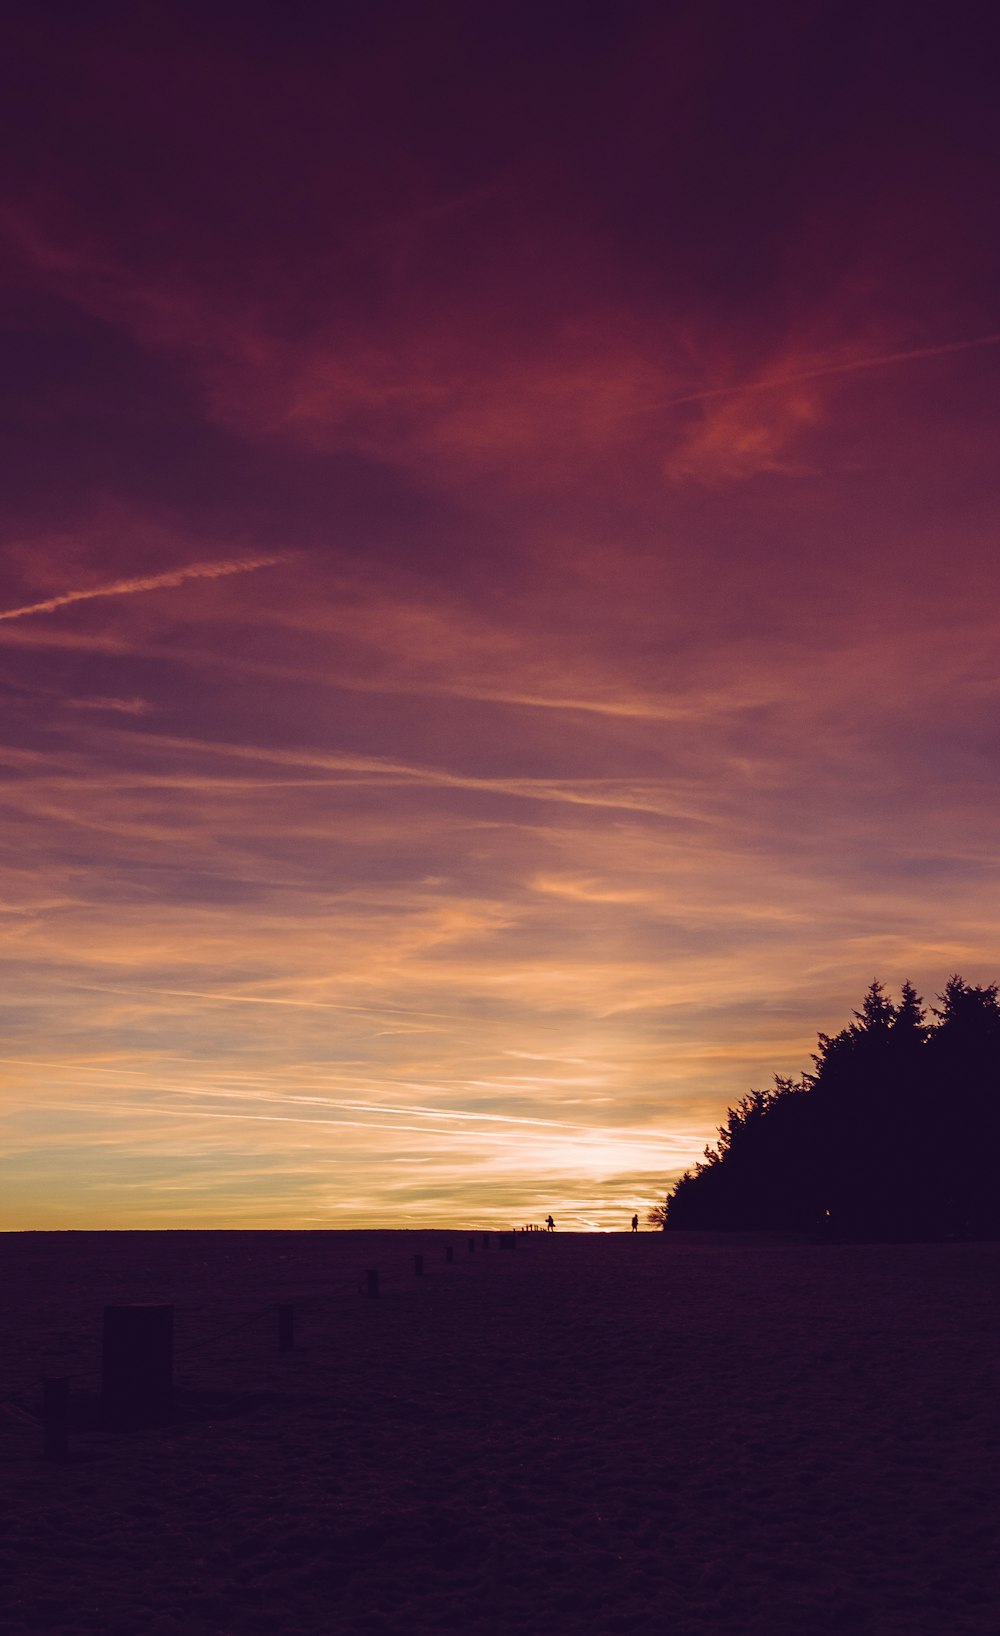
[631,1213,638,1232]
[546,1214,554,1231]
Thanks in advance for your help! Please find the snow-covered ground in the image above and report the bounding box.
[3,1230,997,1635]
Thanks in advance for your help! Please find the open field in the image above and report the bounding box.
[2,1230,997,1635]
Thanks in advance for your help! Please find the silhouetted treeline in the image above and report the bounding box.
[651,978,1000,1241]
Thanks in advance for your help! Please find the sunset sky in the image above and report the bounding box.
[2,2,999,1230]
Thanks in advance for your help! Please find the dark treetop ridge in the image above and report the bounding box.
[650,977,1000,1241]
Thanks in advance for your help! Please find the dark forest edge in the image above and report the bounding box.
[649,977,1000,1242]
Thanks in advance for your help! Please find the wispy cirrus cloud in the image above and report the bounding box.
[650,329,1000,413]
[659,328,1000,484]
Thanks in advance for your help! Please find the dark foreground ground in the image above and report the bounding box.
[2,1230,997,1635]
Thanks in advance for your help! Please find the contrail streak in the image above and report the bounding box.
[0,553,291,622]
[645,330,1000,412]
[1,1059,691,1149]
[117,729,715,822]
[32,1096,683,1155]
[66,980,480,1026]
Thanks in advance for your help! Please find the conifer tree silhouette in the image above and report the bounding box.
[649,978,999,1241]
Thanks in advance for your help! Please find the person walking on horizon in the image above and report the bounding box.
[546,1214,555,1231]
[631,1213,638,1232]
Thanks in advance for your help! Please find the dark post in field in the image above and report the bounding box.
[445,1246,454,1263]
[43,1376,70,1460]
[467,1236,475,1253]
[414,1254,424,1277]
[277,1304,295,1351]
[365,1269,379,1298]
[101,1304,174,1431]
[481,1233,489,1249]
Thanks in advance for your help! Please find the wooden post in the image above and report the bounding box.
[101,1305,174,1431]
[482,1232,489,1247]
[365,1269,379,1298]
[414,1254,424,1277]
[445,1246,454,1263]
[43,1376,70,1461]
[277,1304,294,1351]
[467,1236,475,1253]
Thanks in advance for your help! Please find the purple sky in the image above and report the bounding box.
[2,2,999,1228]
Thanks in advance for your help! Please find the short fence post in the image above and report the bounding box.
[481,1233,489,1249]
[445,1246,454,1264]
[467,1236,475,1253]
[101,1305,174,1431]
[43,1377,70,1461]
[365,1269,379,1298]
[277,1304,294,1351]
[414,1254,424,1277]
